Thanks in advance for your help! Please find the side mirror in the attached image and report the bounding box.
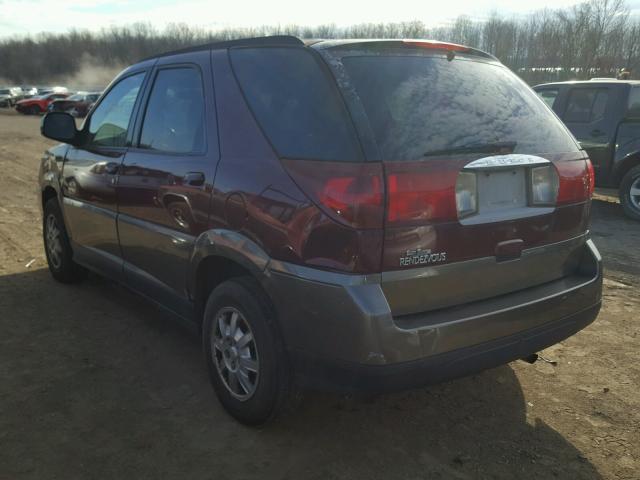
[41,112,79,144]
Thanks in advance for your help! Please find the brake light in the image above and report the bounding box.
[386,162,459,225]
[556,160,591,204]
[281,159,384,229]
[402,40,470,52]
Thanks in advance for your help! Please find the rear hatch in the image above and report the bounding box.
[317,42,594,316]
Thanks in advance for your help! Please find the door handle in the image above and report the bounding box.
[183,172,205,186]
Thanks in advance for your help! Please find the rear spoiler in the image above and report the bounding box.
[310,39,496,60]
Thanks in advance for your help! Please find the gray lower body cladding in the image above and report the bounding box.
[264,237,602,392]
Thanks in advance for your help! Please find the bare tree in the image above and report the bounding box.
[0,0,638,86]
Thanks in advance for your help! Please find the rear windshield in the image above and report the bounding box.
[340,54,579,160]
[230,47,363,161]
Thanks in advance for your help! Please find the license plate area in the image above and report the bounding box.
[460,166,554,225]
[479,168,527,210]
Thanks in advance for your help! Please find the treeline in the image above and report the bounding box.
[0,0,637,86]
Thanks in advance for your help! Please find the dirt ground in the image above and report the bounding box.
[0,109,638,480]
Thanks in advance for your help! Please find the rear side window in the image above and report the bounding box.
[88,73,145,147]
[537,88,559,109]
[627,87,640,118]
[230,47,362,161]
[139,67,206,154]
[564,88,609,123]
[340,55,578,161]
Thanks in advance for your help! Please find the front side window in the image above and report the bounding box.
[230,47,362,162]
[87,73,145,147]
[139,67,206,154]
[564,88,609,123]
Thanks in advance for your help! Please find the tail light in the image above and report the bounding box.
[386,162,459,226]
[586,158,596,197]
[281,159,384,229]
[556,160,592,205]
[455,171,478,218]
[530,165,559,205]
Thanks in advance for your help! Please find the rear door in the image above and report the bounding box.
[117,51,218,317]
[323,47,592,316]
[560,85,615,183]
[61,71,147,278]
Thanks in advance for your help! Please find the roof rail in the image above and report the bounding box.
[140,35,303,61]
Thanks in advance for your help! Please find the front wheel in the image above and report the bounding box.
[43,198,86,283]
[202,277,291,425]
[620,165,640,221]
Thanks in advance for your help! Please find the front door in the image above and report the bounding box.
[116,53,218,317]
[61,72,147,278]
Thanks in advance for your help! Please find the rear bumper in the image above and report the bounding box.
[290,302,600,392]
[264,238,602,392]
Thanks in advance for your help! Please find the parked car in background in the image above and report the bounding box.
[534,79,640,219]
[38,36,602,424]
[48,92,101,117]
[0,87,24,107]
[16,92,70,114]
[21,86,38,98]
[36,86,69,96]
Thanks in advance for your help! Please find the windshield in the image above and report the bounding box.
[340,54,579,161]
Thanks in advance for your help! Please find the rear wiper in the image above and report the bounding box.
[423,141,517,157]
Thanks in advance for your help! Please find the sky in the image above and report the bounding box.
[0,0,638,38]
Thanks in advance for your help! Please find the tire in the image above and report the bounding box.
[29,105,40,115]
[202,276,291,425]
[43,198,87,283]
[619,165,640,221]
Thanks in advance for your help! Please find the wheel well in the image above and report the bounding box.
[614,154,640,186]
[42,186,57,208]
[194,256,256,324]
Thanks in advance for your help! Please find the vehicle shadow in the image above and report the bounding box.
[0,269,603,480]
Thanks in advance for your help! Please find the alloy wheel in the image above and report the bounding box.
[211,307,259,400]
[630,177,640,211]
[45,214,63,270]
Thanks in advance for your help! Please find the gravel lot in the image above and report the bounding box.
[0,109,638,480]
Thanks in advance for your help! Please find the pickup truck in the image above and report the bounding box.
[534,80,640,219]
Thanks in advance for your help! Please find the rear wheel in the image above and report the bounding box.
[202,277,291,425]
[43,198,86,283]
[620,165,640,221]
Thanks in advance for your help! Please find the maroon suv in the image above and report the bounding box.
[38,36,602,424]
